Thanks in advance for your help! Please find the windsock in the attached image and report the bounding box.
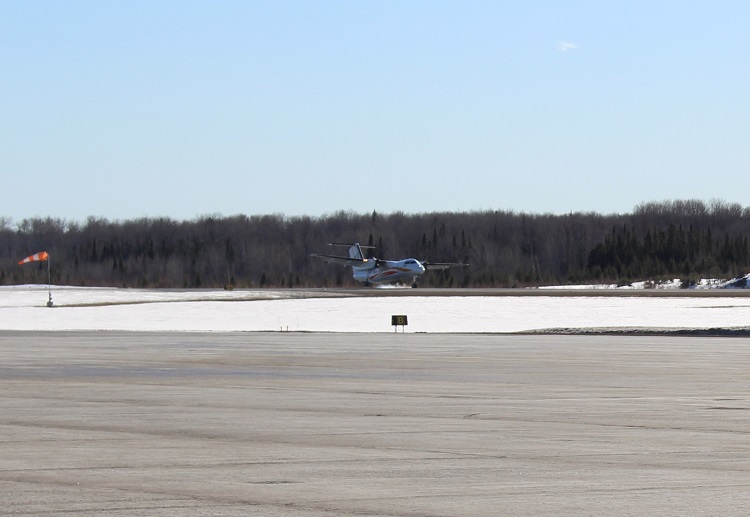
[18,251,49,265]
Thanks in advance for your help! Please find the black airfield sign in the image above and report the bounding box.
[391,315,408,332]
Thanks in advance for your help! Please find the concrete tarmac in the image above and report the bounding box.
[2,331,750,515]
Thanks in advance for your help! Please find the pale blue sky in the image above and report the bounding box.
[3,1,749,222]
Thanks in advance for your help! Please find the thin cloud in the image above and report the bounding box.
[557,41,578,52]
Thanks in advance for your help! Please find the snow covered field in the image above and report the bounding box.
[3,285,750,333]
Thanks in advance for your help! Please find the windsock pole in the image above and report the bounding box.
[17,251,52,307]
[47,256,52,307]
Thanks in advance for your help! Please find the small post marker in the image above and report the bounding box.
[391,315,408,333]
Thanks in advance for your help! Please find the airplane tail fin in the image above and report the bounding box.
[348,244,364,260]
[329,243,374,261]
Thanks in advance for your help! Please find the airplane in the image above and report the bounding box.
[311,243,468,287]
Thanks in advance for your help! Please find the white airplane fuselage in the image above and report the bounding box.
[352,258,426,285]
[311,243,464,287]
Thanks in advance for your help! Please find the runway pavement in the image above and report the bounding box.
[2,331,750,515]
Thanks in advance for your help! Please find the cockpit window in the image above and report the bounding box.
[404,259,417,265]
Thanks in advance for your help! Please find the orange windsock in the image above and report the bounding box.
[18,251,49,265]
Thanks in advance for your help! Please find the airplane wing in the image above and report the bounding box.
[422,261,469,271]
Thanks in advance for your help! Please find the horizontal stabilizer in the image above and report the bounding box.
[329,242,375,249]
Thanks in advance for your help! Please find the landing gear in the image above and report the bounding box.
[411,277,419,288]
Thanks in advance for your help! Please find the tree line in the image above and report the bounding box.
[2,199,750,288]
